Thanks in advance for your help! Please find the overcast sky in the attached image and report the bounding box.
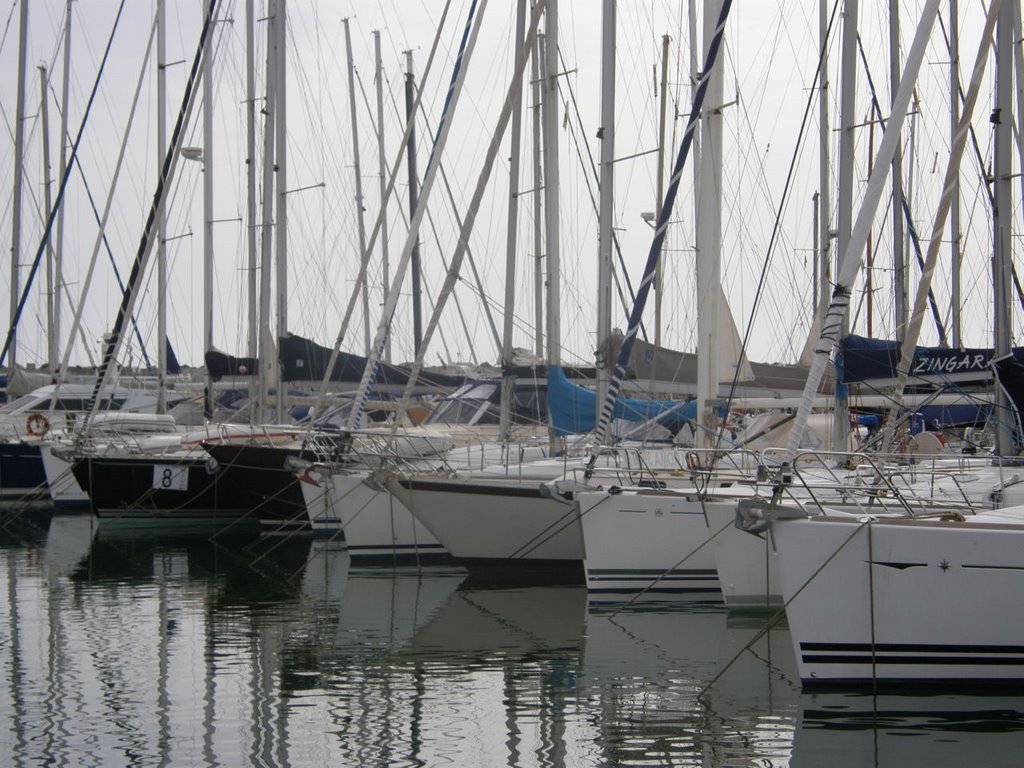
[0,0,1005,374]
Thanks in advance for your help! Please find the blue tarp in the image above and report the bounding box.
[546,365,698,437]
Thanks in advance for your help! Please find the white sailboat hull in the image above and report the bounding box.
[576,489,720,602]
[396,476,585,565]
[704,502,781,610]
[772,508,1024,685]
[301,471,448,563]
[40,444,89,509]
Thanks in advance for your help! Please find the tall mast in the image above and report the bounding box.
[39,66,56,377]
[543,0,560,371]
[54,0,73,380]
[258,0,278,420]
[817,0,831,328]
[950,0,961,348]
[343,17,371,357]
[405,50,424,356]
[157,0,168,412]
[274,0,287,418]
[688,0,700,264]
[500,0,527,442]
[532,34,545,358]
[994,0,1014,455]
[812,192,820,312]
[9,0,29,372]
[889,0,907,339]
[595,0,615,414]
[203,0,215,417]
[832,0,858,452]
[1011,1,1024,349]
[245,0,258,361]
[695,0,725,450]
[654,32,669,350]
[373,30,392,363]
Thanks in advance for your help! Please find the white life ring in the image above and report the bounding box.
[26,413,50,437]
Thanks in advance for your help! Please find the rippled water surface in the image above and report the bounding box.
[2,511,1024,767]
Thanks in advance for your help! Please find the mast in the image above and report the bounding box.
[500,0,528,442]
[157,0,168,413]
[373,30,392,363]
[54,0,73,380]
[246,0,258,362]
[865,119,874,336]
[275,0,287,419]
[950,0,961,348]
[532,34,545,358]
[203,0,215,417]
[405,50,424,356]
[1011,1,1024,347]
[812,192,820,313]
[994,0,1014,455]
[889,0,907,340]
[688,0,701,268]
[695,0,725,450]
[832,0,858,452]
[595,0,615,415]
[654,33,669,350]
[817,0,830,328]
[258,0,278,421]
[9,0,28,372]
[342,17,371,357]
[39,66,56,377]
[544,0,560,372]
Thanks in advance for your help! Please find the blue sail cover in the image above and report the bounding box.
[840,334,1024,385]
[547,365,697,437]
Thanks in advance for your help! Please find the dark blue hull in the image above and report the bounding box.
[0,441,49,502]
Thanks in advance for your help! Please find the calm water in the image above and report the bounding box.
[2,511,1024,767]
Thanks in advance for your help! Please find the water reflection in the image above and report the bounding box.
[1,518,1021,766]
[791,691,1024,768]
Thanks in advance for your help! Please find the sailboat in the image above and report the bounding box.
[756,0,1024,686]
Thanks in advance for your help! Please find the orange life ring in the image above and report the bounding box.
[26,413,49,437]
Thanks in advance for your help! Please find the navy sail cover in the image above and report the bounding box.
[840,334,1024,385]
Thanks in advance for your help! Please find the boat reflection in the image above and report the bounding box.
[12,525,1008,767]
[791,690,1024,768]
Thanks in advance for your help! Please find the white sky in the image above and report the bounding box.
[0,0,1008,372]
